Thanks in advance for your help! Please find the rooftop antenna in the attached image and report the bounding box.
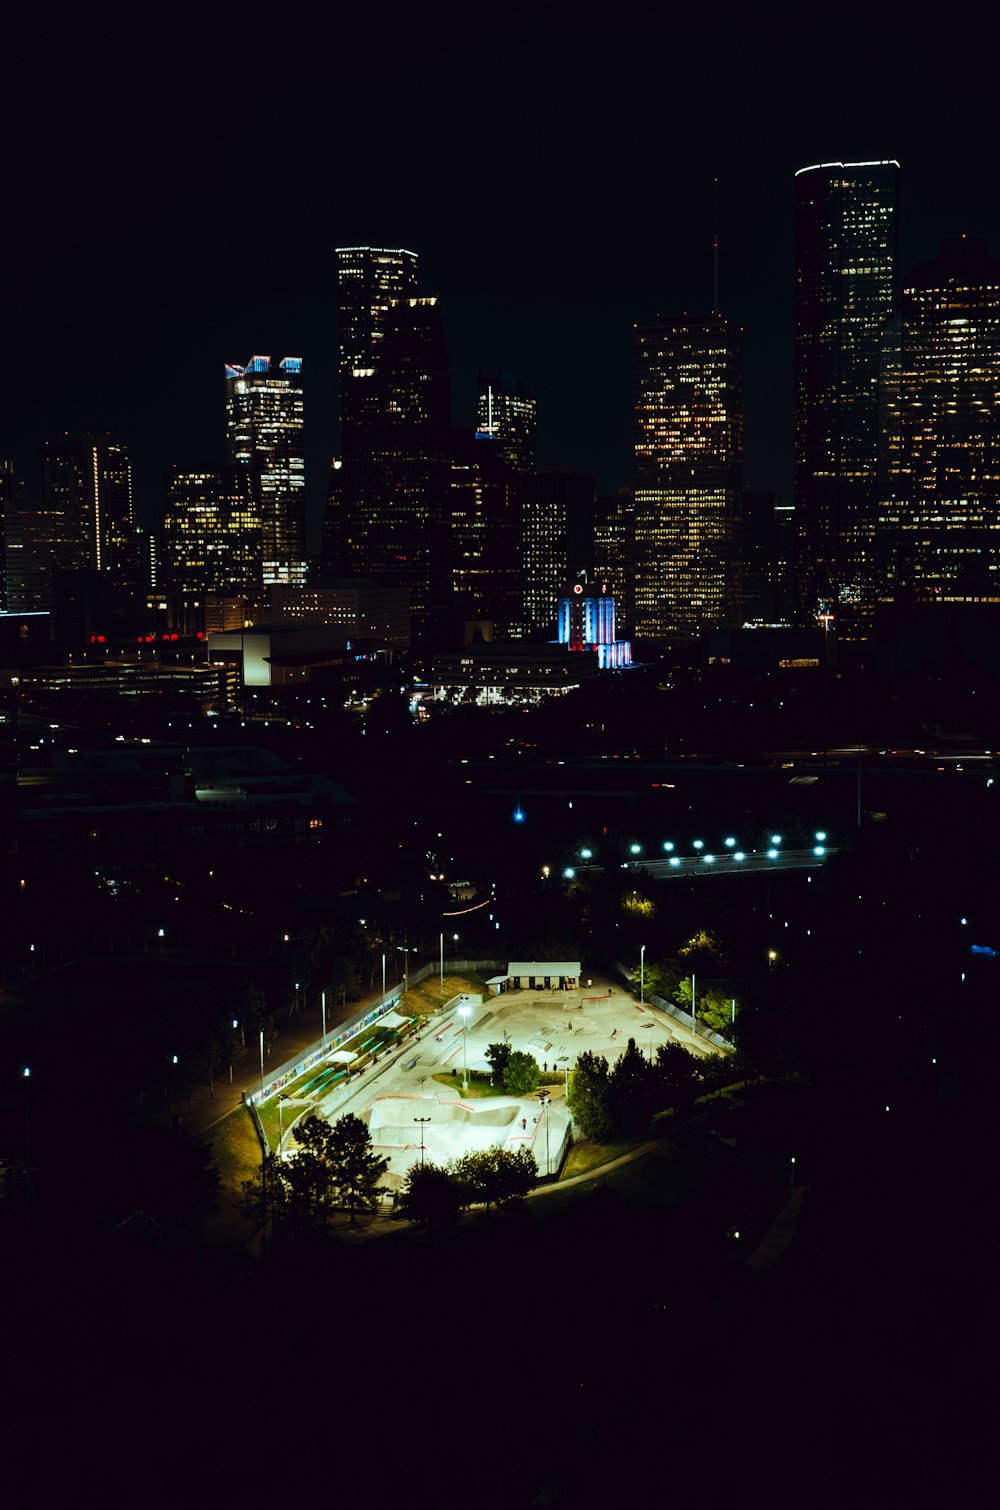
[712,176,720,316]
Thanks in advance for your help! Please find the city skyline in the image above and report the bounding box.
[4,9,999,539]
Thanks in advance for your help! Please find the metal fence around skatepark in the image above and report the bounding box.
[247,957,505,1107]
[614,962,732,1053]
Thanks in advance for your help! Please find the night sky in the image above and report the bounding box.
[5,4,999,544]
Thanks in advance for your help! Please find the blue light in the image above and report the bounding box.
[280,356,302,373]
[663,841,674,852]
[815,830,827,842]
[734,852,745,861]
[813,845,825,856]
[724,837,736,847]
[770,834,782,845]
[513,807,525,823]
[563,867,576,879]
[702,854,715,864]
[580,847,593,859]
[669,857,681,867]
[630,843,642,854]
[693,839,704,850]
[767,848,779,859]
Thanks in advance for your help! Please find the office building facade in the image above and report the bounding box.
[161,465,262,600]
[475,371,537,473]
[879,237,1000,604]
[633,315,743,638]
[336,245,419,460]
[41,433,137,589]
[225,356,305,585]
[794,160,899,631]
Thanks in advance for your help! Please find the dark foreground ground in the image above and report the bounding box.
[3,1051,993,1510]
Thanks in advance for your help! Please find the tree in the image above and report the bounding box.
[485,1040,512,1087]
[240,1152,289,1233]
[678,928,727,966]
[696,989,737,1038]
[325,1112,389,1223]
[653,1041,699,1113]
[606,1037,657,1137]
[629,958,681,1003]
[567,1051,614,1141]
[452,1146,537,1212]
[226,977,277,1056]
[398,1162,461,1230]
[503,1050,540,1095]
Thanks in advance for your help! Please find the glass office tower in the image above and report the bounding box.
[633,314,743,638]
[794,160,899,632]
[879,237,1000,604]
[225,356,305,586]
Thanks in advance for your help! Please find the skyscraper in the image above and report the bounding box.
[633,314,743,638]
[594,488,636,637]
[879,237,1000,604]
[336,245,419,460]
[475,371,537,473]
[794,160,899,631]
[225,356,305,585]
[41,432,136,587]
[739,492,795,626]
[161,465,262,600]
[326,291,454,637]
[518,470,594,634]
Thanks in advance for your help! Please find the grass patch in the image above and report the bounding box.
[401,974,490,1017]
[430,1069,506,1097]
[560,1137,637,1180]
[202,1105,263,1196]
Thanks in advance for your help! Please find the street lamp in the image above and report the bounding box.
[639,943,645,1006]
[440,930,444,988]
[381,951,386,1006]
[414,1116,431,1167]
[278,1093,290,1159]
[321,992,327,1045]
[537,1090,551,1175]
[458,1004,471,1090]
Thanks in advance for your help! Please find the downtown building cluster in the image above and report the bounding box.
[2,166,1000,663]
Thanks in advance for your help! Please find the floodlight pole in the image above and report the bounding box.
[414,1116,431,1167]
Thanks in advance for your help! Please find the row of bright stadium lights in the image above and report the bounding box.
[565,833,829,877]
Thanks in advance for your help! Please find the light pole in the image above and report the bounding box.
[537,1090,551,1175]
[439,931,444,989]
[414,1116,431,1166]
[278,1093,289,1158]
[691,972,696,1032]
[321,991,327,1045]
[382,951,386,1006]
[789,1155,796,1192]
[640,943,645,1007]
[230,1019,239,1082]
[458,1004,471,1089]
[259,1028,265,1102]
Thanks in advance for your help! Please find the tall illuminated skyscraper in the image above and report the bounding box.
[41,432,136,587]
[336,245,419,460]
[633,315,742,638]
[794,160,899,630]
[475,371,537,473]
[879,237,1000,604]
[327,294,454,635]
[225,356,305,585]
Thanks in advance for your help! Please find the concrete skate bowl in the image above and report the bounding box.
[368,1096,520,1164]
